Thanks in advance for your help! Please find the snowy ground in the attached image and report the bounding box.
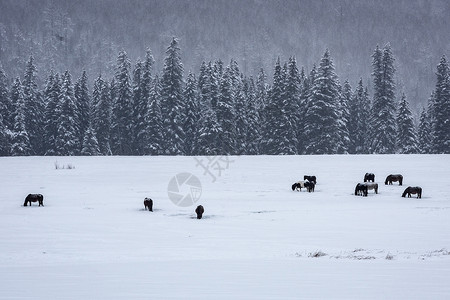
[0,154,449,299]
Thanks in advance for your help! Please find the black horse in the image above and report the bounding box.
[195,205,204,219]
[304,181,315,193]
[304,175,317,184]
[144,198,153,211]
[385,174,403,185]
[23,194,44,206]
[364,173,375,182]
[402,186,422,199]
[292,181,305,191]
[355,183,368,197]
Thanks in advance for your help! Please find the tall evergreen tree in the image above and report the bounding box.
[431,55,450,153]
[217,66,236,154]
[183,72,201,155]
[0,65,12,130]
[348,78,371,154]
[284,57,301,154]
[81,121,100,156]
[337,80,351,153]
[10,77,31,156]
[396,93,419,154]
[43,72,61,155]
[74,71,90,153]
[22,55,44,154]
[160,38,185,155]
[111,50,133,155]
[92,75,112,155]
[304,50,341,154]
[418,106,432,154]
[243,76,260,155]
[131,59,143,154]
[369,44,397,153]
[56,71,78,155]
[146,76,164,155]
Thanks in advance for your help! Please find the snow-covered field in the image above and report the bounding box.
[1,154,449,299]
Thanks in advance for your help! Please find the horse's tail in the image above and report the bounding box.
[355,184,359,195]
[385,176,389,185]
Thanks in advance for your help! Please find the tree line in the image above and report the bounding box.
[0,38,449,156]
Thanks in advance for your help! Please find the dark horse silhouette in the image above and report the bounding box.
[304,181,315,193]
[304,175,317,184]
[195,205,204,219]
[385,174,403,185]
[364,173,375,182]
[144,198,153,211]
[402,186,422,199]
[355,183,368,196]
[23,194,44,206]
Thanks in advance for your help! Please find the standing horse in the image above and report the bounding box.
[402,187,422,199]
[144,198,153,211]
[195,205,204,219]
[364,182,378,194]
[364,173,375,182]
[355,183,368,196]
[23,194,44,206]
[385,174,403,185]
[292,181,306,192]
[304,175,317,184]
[304,181,315,193]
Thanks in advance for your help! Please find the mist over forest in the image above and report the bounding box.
[0,0,449,112]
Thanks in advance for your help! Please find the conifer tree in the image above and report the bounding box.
[431,55,450,153]
[42,72,59,155]
[284,56,301,154]
[131,59,143,154]
[146,76,164,155]
[418,107,432,154]
[56,71,78,155]
[10,77,31,156]
[22,55,44,154]
[183,72,201,155]
[369,44,397,153]
[217,66,236,154]
[92,75,112,155]
[0,65,12,130]
[337,80,351,153]
[160,38,185,155]
[304,50,341,154]
[81,121,100,156]
[74,71,90,153]
[111,50,133,155]
[243,76,260,154]
[396,93,419,154]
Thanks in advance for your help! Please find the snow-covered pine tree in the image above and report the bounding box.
[55,71,78,155]
[111,50,133,155]
[304,50,341,154]
[43,72,61,155]
[160,38,185,155]
[145,76,164,155]
[22,55,44,154]
[183,72,201,155]
[431,55,450,153]
[10,77,31,156]
[368,44,397,154]
[0,109,7,155]
[243,76,260,155]
[131,59,143,154]
[197,102,221,156]
[396,93,419,154]
[301,64,317,153]
[296,67,309,154]
[234,74,248,155]
[255,68,268,112]
[418,106,432,154]
[0,65,12,130]
[337,80,351,153]
[348,78,370,154]
[92,75,112,155]
[217,66,236,154]
[74,71,90,153]
[81,121,100,156]
[134,49,154,155]
[284,56,301,154]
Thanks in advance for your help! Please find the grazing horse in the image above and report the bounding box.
[402,186,422,199]
[364,173,375,182]
[385,174,403,185]
[304,175,317,185]
[195,205,204,219]
[23,194,44,206]
[292,181,306,192]
[143,198,153,211]
[304,181,315,193]
[364,182,378,194]
[355,183,368,197]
